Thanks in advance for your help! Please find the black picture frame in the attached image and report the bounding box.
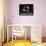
[19,4,33,16]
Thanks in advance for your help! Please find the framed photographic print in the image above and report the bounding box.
[19,4,33,16]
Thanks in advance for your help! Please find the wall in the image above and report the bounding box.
[6,0,46,37]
